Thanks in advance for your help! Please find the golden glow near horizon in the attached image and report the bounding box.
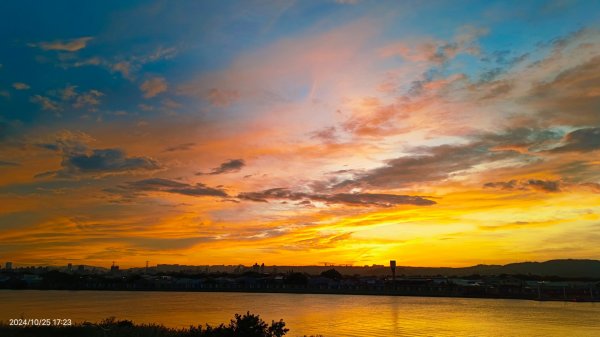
[1,1,600,268]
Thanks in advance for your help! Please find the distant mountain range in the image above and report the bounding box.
[391,259,600,278]
[258,259,600,278]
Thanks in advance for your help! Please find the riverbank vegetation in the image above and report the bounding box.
[0,312,288,337]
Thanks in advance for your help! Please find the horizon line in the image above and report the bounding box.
[4,258,599,270]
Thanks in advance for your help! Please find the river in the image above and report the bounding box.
[1,290,599,336]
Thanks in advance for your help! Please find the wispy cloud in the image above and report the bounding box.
[140,77,167,98]
[0,160,19,167]
[205,88,239,107]
[12,82,30,90]
[36,148,160,178]
[30,85,104,112]
[30,95,60,111]
[68,46,179,81]
[34,131,159,178]
[200,159,246,175]
[332,141,528,190]
[550,127,600,153]
[484,179,561,193]
[379,25,488,64]
[163,142,195,152]
[112,178,229,198]
[33,37,93,52]
[238,188,435,207]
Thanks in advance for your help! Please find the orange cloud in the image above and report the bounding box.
[140,77,168,98]
[35,37,94,52]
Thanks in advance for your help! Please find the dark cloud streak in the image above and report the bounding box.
[484,179,561,192]
[0,160,19,167]
[65,149,159,173]
[123,178,228,198]
[550,127,600,153]
[334,142,523,189]
[238,188,435,207]
[198,159,245,175]
[163,142,195,152]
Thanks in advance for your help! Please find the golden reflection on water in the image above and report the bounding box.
[1,290,599,336]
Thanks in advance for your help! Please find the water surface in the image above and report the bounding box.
[1,290,599,336]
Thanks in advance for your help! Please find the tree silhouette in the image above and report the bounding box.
[204,312,289,337]
[285,272,308,285]
[320,269,342,280]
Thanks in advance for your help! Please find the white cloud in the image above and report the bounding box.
[73,90,104,110]
[30,95,60,111]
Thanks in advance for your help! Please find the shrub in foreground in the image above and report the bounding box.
[0,312,289,337]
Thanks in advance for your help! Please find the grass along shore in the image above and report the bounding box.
[0,312,307,337]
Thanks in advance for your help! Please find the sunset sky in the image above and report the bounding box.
[1,0,600,268]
